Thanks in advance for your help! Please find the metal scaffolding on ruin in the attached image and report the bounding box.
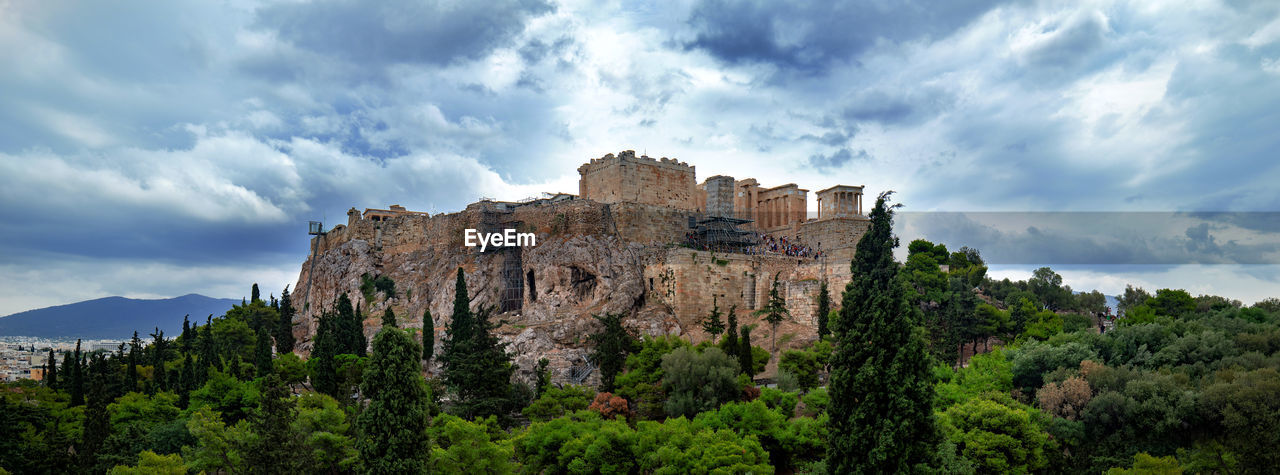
[686,215,758,253]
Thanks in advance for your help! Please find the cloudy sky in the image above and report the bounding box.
[2,0,1278,315]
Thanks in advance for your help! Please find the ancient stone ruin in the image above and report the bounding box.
[292,150,871,384]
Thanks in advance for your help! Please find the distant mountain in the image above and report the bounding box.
[0,294,240,340]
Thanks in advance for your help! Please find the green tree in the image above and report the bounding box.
[738,325,756,377]
[311,309,341,398]
[127,331,140,392]
[254,326,273,378]
[276,286,297,354]
[357,325,431,474]
[939,393,1052,473]
[755,272,790,352]
[45,347,58,390]
[523,385,595,422]
[382,307,397,327]
[422,308,435,364]
[247,373,303,474]
[534,358,551,398]
[662,346,740,418]
[591,312,635,393]
[149,329,168,392]
[70,339,84,406]
[440,268,516,420]
[80,354,112,473]
[828,192,939,473]
[701,296,726,342]
[251,283,261,303]
[721,305,739,354]
[817,280,831,340]
[335,294,366,357]
[429,414,515,473]
[108,451,186,475]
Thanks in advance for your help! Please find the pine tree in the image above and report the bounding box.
[754,272,790,352]
[817,280,831,340]
[701,296,726,342]
[249,373,303,473]
[251,283,261,303]
[45,348,58,390]
[738,325,755,377]
[254,326,273,378]
[827,192,938,473]
[382,307,397,327]
[276,286,296,353]
[357,325,430,474]
[590,313,635,393]
[127,331,140,392]
[440,268,515,420]
[70,339,84,406]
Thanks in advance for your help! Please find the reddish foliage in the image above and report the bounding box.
[742,385,761,401]
[588,392,633,420]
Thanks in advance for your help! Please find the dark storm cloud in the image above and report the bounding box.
[255,0,555,66]
[842,87,955,126]
[683,0,1009,74]
[808,148,868,170]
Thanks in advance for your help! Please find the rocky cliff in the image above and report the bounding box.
[291,199,835,385]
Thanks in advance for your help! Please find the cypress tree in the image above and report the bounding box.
[61,351,74,395]
[738,325,754,377]
[254,326,273,378]
[127,331,140,392]
[180,315,192,352]
[150,328,167,392]
[382,307,397,327]
[357,325,430,474]
[249,373,303,473]
[198,315,216,384]
[754,272,789,352]
[722,306,739,354]
[535,358,551,398]
[311,309,340,398]
[80,353,112,473]
[179,352,195,408]
[276,286,296,353]
[817,280,831,340]
[827,192,938,473]
[251,283,261,303]
[335,293,366,357]
[440,268,515,420]
[422,308,434,364]
[590,313,635,393]
[45,348,58,390]
[70,339,84,406]
[701,296,726,342]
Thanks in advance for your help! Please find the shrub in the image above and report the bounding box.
[661,347,740,418]
[522,385,594,422]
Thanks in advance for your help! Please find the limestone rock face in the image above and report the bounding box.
[293,230,681,385]
[292,198,837,387]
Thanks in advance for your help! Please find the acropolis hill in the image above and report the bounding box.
[293,150,871,384]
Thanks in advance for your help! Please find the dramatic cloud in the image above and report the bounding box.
[2,0,1279,314]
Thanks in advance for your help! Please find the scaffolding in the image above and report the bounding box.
[685,215,758,253]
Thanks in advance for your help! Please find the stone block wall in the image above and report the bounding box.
[578,150,697,211]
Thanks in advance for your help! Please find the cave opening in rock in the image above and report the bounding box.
[527,269,537,302]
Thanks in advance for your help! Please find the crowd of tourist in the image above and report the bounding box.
[755,233,821,259]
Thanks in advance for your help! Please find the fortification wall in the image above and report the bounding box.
[578,151,697,211]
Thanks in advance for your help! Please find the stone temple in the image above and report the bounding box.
[293,150,871,384]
